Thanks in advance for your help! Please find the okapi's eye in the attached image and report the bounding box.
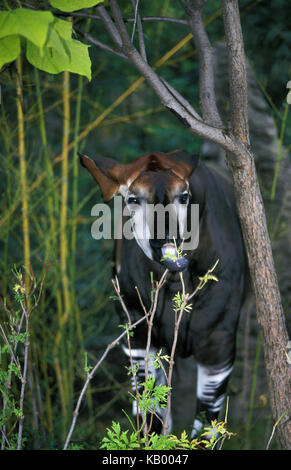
[127,195,140,205]
[178,193,189,204]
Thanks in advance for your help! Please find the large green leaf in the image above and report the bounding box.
[26,35,91,80]
[25,18,73,74]
[0,35,20,69]
[0,9,54,48]
[65,39,91,80]
[53,18,73,40]
[49,0,103,12]
[26,40,70,75]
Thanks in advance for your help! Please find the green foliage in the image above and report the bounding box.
[49,0,103,12]
[100,419,235,450]
[100,421,140,450]
[0,9,54,48]
[172,291,192,313]
[0,7,93,79]
[151,349,170,370]
[198,259,219,290]
[0,35,20,70]
[100,367,235,450]
[138,375,170,414]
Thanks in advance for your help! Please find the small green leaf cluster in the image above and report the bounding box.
[100,421,140,450]
[138,375,170,414]
[0,1,104,79]
[198,259,219,290]
[151,349,170,369]
[0,349,23,428]
[172,291,192,313]
[100,419,235,451]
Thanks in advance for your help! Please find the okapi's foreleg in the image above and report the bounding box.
[192,329,236,438]
[122,345,172,434]
[192,361,233,437]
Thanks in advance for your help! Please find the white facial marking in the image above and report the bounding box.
[125,193,153,260]
[121,187,191,262]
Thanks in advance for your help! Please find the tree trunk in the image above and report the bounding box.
[222,0,291,448]
[228,152,291,449]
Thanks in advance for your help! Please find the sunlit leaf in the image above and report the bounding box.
[26,40,70,75]
[0,9,54,48]
[65,39,91,80]
[0,35,20,69]
[49,0,103,12]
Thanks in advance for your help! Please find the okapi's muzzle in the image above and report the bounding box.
[79,150,200,272]
[160,243,189,272]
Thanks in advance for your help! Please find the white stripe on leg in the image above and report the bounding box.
[122,345,172,432]
[191,362,233,438]
[196,362,233,413]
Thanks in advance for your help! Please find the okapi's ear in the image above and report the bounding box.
[79,153,121,201]
[166,149,200,179]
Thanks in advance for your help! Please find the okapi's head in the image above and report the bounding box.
[79,150,199,272]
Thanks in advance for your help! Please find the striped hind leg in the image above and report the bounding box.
[122,345,172,433]
[191,361,233,438]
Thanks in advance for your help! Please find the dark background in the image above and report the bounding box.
[0,0,290,449]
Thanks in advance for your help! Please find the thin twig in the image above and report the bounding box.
[182,0,223,127]
[56,10,189,26]
[17,307,29,450]
[112,276,141,441]
[130,0,139,42]
[163,272,187,434]
[63,313,148,450]
[163,261,220,434]
[126,16,188,26]
[130,0,147,62]
[266,410,291,450]
[144,269,168,382]
[75,27,128,60]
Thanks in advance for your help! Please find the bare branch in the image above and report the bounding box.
[58,10,189,26]
[96,3,123,49]
[98,1,248,165]
[159,77,201,120]
[63,312,149,450]
[75,27,127,60]
[108,3,217,134]
[130,0,147,62]
[221,0,250,144]
[126,16,188,26]
[130,0,139,42]
[182,0,223,127]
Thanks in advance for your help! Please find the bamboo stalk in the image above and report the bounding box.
[34,68,55,437]
[0,105,12,297]
[59,69,71,427]
[16,55,30,297]
[70,69,95,422]
[52,70,71,434]
[60,70,71,331]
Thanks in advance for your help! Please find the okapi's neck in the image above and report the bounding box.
[186,165,217,274]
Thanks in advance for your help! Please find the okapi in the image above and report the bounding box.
[80,149,247,436]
